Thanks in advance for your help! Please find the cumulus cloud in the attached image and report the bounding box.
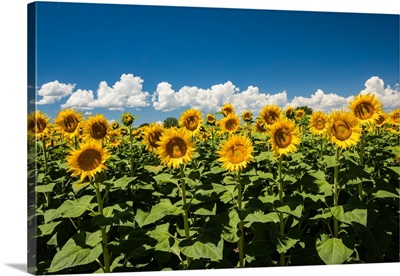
[36,80,75,105]
[288,89,352,113]
[90,74,150,110]
[61,89,95,110]
[360,76,400,111]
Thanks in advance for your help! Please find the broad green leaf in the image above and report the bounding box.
[112,176,136,189]
[323,155,339,168]
[192,202,216,216]
[36,221,61,237]
[153,173,179,185]
[179,235,223,261]
[48,231,103,273]
[135,199,181,227]
[44,195,95,223]
[147,223,181,257]
[144,165,164,174]
[243,211,280,227]
[316,234,354,264]
[72,182,90,194]
[330,197,367,227]
[35,183,56,193]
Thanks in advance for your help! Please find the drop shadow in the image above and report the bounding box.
[5,263,26,272]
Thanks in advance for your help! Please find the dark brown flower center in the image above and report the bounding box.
[274,128,292,148]
[149,131,162,148]
[315,118,326,130]
[90,122,107,139]
[354,102,374,120]
[78,149,102,171]
[264,112,279,125]
[332,120,352,141]
[166,137,187,158]
[228,144,246,164]
[63,115,79,133]
[225,119,238,131]
[185,116,199,131]
[30,118,47,134]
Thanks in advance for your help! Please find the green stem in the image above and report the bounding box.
[320,137,323,162]
[237,169,244,268]
[129,125,134,177]
[94,182,111,273]
[333,147,340,238]
[42,140,48,174]
[278,155,285,266]
[359,131,365,201]
[179,164,192,268]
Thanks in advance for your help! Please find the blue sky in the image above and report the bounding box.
[31,1,399,126]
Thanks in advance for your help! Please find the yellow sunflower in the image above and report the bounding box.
[253,119,269,134]
[54,108,84,139]
[309,111,329,136]
[83,114,111,143]
[375,110,387,128]
[156,128,195,169]
[179,108,203,137]
[111,121,119,130]
[27,110,50,139]
[326,110,361,149]
[217,135,254,172]
[119,127,128,136]
[219,114,241,134]
[200,131,211,142]
[295,109,305,121]
[285,106,293,117]
[349,93,382,126]
[132,127,145,140]
[388,108,400,125]
[268,118,301,156]
[241,110,253,122]
[259,105,283,128]
[206,114,216,125]
[221,103,235,117]
[66,141,109,182]
[143,123,165,153]
[108,130,122,148]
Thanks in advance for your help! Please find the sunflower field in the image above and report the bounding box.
[28,93,399,274]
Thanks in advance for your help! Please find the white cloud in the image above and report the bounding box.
[89,74,150,110]
[36,80,75,105]
[360,76,400,111]
[61,89,95,110]
[288,89,352,113]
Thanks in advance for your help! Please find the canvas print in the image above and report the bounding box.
[27,1,400,274]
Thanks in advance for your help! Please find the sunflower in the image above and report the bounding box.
[121,112,135,127]
[200,131,211,142]
[219,114,241,134]
[309,111,329,136]
[27,110,50,139]
[119,127,128,136]
[259,105,283,128]
[375,110,387,128]
[156,128,195,169]
[66,141,109,182]
[349,93,382,126]
[388,108,400,125]
[179,108,203,137]
[253,119,269,134]
[241,110,253,122]
[268,118,301,156]
[143,123,165,153]
[217,135,254,172]
[295,109,305,121]
[285,106,293,117]
[111,121,119,130]
[132,127,145,140]
[206,114,216,125]
[54,108,84,139]
[326,110,361,149]
[83,114,111,143]
[221,103,235,117]
[108,130,122,148]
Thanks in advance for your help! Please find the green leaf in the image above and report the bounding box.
[48,231,103,273]
[179,235,223,261]
[153,173,179,185]
[144,165,165,174]
[36,221,61,237]
[323,155,339,168]
[243,211,280,227]
[316,234,354,264]
[135,199,181,227]
[330,196,367,227]
[36,183,56,193]
[147,223,181,257]
[44,195,95,223]
[112,176,136,189]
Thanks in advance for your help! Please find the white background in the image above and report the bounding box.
[0,0,399,275]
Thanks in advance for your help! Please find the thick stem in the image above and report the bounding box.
[237,170,244,268]
[358,131,365,201]
[94,182,111,273]
[129,126,134,177]
[179,164,192,268]
[278,155,285,266]
[333,147,340,239]
[42,140,48,174]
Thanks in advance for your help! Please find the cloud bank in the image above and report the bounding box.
[38,75,399,115]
